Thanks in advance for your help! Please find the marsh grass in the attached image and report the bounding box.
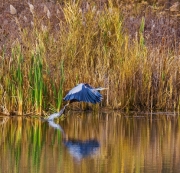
[0,1,180,115]
[12,46,23,115]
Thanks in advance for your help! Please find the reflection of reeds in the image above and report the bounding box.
[1,113,180,173]
[1,1,180,114]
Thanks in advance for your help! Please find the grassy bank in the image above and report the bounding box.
[0,1,180,115]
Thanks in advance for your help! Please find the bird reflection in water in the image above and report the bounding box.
[64,139,99,161]
[48,120,100,161]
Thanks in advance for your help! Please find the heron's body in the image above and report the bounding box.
[63,83,103,104]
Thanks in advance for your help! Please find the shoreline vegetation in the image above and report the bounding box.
[1,0,180,115]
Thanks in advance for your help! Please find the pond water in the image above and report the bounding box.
[0,111,180,173]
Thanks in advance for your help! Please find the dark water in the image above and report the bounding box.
[0,112,180,173]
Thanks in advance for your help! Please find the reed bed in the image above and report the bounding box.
[0,0,180,115]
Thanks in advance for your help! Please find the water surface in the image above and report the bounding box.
[0,112,180,173]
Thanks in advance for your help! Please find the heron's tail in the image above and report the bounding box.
[95,87,108,91]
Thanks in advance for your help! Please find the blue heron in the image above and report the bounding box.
[63,83,107,104]
[47,83,107,121]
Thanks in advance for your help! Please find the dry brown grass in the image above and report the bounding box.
[1,0,180,115]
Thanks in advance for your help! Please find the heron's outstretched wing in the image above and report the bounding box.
[63,83,83,102]
[63,83,102,104]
